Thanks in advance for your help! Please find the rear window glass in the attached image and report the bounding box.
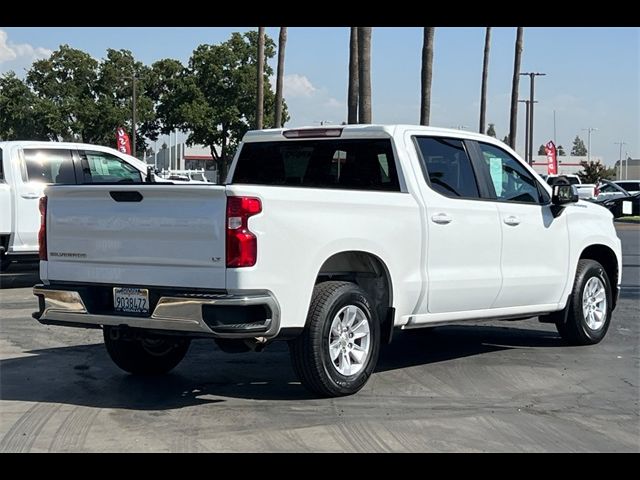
[232,139,400,191]
[79,150,142,183]
[23,148,76,184]
[617,182,640,191]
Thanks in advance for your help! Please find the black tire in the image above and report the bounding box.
[289,281,380,397]
[556,259,613,345]
[103,327,190,375]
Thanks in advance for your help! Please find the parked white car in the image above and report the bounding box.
[546,174,597,200]
[33,125,622,397]
[0,141,154,271]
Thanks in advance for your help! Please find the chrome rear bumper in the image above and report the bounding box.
[33,285,280,338]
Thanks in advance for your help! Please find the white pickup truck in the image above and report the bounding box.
[33,125,622,397]
[0,141,153,271]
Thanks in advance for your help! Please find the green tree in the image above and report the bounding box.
[0,72,56,140]
[571,136,587,156]
[23,45,156,155]
[557,145,566,156]
[157,31,288,181]
[578,160,616,183]
[538,144,546,155]
[486,123,496,137]
[420,27,435,126]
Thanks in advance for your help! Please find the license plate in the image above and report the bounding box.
[113,287,149,314]
[622,201,632,215]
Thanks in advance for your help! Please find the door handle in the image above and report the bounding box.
[431,213,452,225]
[503,215,521,226]
[21,192,41,199]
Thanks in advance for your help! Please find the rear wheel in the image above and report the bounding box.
[289,281,380,397]
[556,259,612,345]
[103,327,190,375]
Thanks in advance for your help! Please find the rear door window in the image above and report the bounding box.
[233,139,400,191]
[413,137,480,198]
[78,150,142,183]
[22,148,76,184]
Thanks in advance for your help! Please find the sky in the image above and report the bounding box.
[1,27,638,164]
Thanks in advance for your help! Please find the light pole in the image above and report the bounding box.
[582,127,598,162]
[614,140,626,180]
[520,72,546,165]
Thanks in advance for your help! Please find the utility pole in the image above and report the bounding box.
[553,110,557,145]
[518,100,529,161]
[582,127,598,162]
[614,140,626,180]
[520,72,546,166]
[132,74,137,158]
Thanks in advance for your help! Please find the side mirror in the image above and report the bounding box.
[552,184,578,206]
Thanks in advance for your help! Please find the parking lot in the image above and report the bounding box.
[0,223,638,452]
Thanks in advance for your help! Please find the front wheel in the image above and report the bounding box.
[289,281,380,397]
[556,259,613,345]
[103,327,190,375]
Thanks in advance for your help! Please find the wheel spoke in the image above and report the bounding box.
[342,352,351,376]
[329,340,341,361]
[350,344,366,363]
[594,291,606,303]
[345,306,357,328]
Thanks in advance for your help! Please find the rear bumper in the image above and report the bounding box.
[32,284,280,339]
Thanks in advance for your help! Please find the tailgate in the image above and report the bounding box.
[44,184,227,289]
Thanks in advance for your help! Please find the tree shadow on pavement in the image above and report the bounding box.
[0,323,566,408]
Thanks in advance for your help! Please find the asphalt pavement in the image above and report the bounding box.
[0,225,638,452]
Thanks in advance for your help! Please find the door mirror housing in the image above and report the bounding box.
[552,184,579,206]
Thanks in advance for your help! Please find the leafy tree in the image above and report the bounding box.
[571,135,587,156]
[157,31,288,181]
[557,145,566,156]
[578,160,616,183]
[502,135,509,144]
[0,72,56,140]
[486,123,496,137]
[538,144,546,155]
[22,45,155,155]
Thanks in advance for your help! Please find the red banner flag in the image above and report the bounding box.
[116,127,131,155]
[545,140,558,175]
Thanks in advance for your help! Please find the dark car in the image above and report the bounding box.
[599,191,640,218]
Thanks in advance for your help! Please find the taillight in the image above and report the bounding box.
[38,196,47,261]
[226,196,262,267]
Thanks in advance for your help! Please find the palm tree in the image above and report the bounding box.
[347,27,359,124]
[508,27,524,149]
[357,27,372,124]
[479,27,491,134]
[256,26,265,130]
[420,27,435,126]
[275,27,287,128]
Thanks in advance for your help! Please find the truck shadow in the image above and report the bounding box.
[0,263,40,289]
[0,325,564,408]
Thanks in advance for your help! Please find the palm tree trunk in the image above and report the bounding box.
[420,27,435,126]
[347,27,359,124]
[275,27,287,128]
[508,27,524,149]
[357,27,372,124]
[479,27,491,134]
[256,26,265,130]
